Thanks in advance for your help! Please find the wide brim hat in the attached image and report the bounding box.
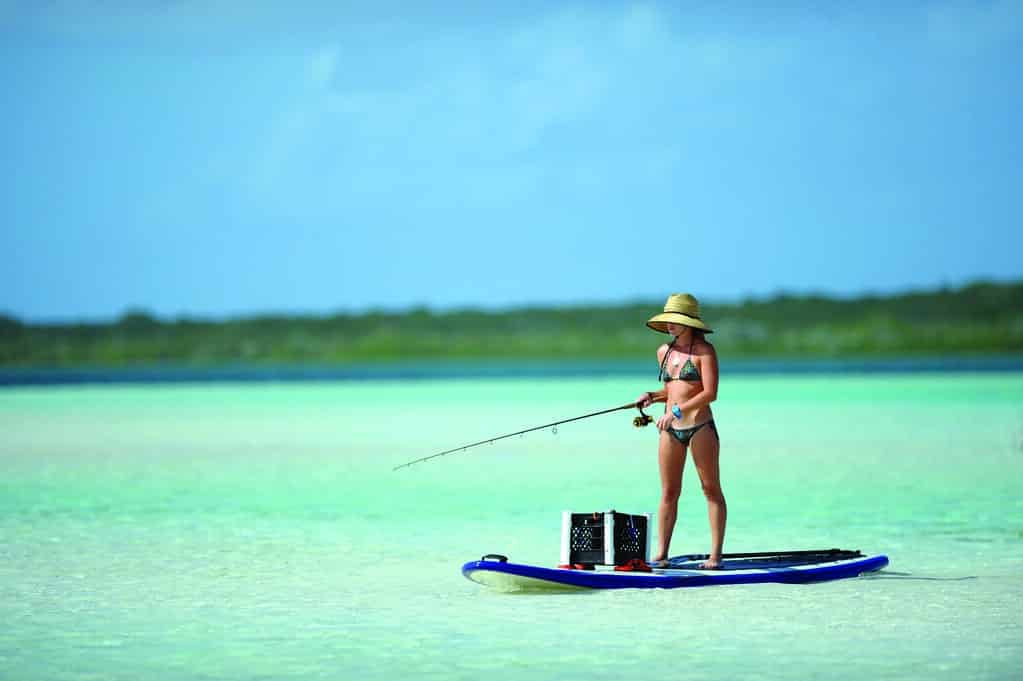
[646,293,713,334]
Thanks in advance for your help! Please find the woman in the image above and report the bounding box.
[636,293,725,569]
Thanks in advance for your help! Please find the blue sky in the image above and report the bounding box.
[2,2,1020,321]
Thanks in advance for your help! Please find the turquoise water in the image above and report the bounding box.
[2,374,1022,680]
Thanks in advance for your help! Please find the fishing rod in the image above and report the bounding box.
[392,401,654,471]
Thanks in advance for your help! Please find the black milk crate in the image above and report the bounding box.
[559,510,651,567]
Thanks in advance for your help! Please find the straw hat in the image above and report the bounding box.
[646,293,713,334]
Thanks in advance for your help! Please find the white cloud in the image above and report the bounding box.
[232,3,803,220]
[240,8,626,210]
[214,1,1016,223]
[307,46,341,89]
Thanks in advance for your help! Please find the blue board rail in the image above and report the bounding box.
[463,551,889,591]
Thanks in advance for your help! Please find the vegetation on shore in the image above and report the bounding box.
[1,281,1021,366]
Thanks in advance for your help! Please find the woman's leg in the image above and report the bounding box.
[653,431,686,562]
[689,423,726,568]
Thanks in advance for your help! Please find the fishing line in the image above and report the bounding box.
[392,401,653,471]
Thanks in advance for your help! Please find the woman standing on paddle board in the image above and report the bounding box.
[636,293,725,569]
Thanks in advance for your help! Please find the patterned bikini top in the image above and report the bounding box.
[658,338,701,383]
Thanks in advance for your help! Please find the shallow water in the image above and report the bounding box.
[2,374,1022,680]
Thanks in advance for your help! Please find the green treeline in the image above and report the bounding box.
[1,280,1021,366]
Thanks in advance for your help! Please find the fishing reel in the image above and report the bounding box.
[633,405,653,428]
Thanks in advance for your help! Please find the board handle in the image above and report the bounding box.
[480,554,508,563]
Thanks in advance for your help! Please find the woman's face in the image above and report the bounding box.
[665,322,689,338]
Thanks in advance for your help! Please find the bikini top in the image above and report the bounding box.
[658,338,701,383]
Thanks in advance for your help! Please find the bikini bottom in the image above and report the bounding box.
[667,419,717,446]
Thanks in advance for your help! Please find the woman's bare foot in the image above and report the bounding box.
[699,558,722,569]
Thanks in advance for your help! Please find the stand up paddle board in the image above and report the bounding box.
[463,549,888,592]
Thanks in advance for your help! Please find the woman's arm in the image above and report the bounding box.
[637,343,671,407]
[678,349,719,413]
[636,388,667,407]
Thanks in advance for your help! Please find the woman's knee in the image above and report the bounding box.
[700,483,725,503]
[661,485,681,504]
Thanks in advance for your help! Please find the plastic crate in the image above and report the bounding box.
[559,510,650,567]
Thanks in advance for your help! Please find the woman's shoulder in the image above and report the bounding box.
[695,338,717,356]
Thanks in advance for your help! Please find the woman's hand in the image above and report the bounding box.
[635,392,653,408]
[656,412,674,431]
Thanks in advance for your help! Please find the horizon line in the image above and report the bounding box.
[4,276,1019,327]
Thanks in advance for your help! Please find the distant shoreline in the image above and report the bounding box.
[2,280,1021,369]
[3,356,1022,387]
